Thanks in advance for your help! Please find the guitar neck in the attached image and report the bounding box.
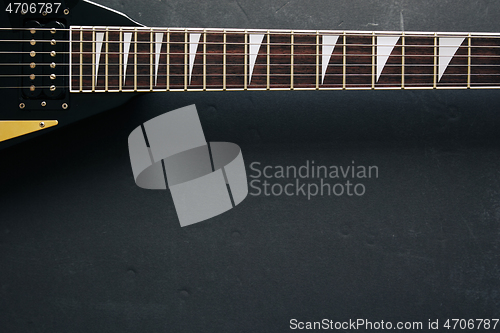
[69,26,500,92]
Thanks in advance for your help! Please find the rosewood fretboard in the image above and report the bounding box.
[69,26,500,92]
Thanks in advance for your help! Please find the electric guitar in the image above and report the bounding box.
[1,0,499,148]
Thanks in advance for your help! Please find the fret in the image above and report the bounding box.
[291,31,294,89]
[404,34,434,88]
[289,32,316,89]
[81,28,93,92]
[437,36,467,87]
[203,31,223,90]
[139,29,153,91]
[188,31,202,88]
[94,31,104,89]
[320,33,341,88]
[105,27,109,92]
[135,30,152,91]
[168,30,184,90]
[92,27,95,92]
[149,28,153,91]
[106,28,120,91]
[342,32,346,89]
[244,30,247,90]
[223,30,226,90]
[153,30,164,89]
[345,33,372,88]
[184,29,188,90]
[69,27,73,92]
[79,27,83,92]
[470,36,500,88]
[249,33,266,88]
[316,32,319,89]
[134,28,137,92]
[371,32,375,89]
[203,30,206,90]
[166,28,170,91]
[401,33,405,89]
[266,31,270,90]
[119,28,122,92]
[376,35,401,88]
[269,32,291,89]
[122,31,132,89]
[433,33,437,89]
[248,32,265,88]
[467,34,471,88]
[225,31,245,89]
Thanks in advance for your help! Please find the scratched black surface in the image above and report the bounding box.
[1,1,500,332]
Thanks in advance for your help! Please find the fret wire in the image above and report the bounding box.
[342,32,346,89]
[267,31,270,90]
[79,27,83,92]
[371,32,375,89]
[401,33,405,89]
[315,31,319,89]
[203,29,207,91]
[69,26,73,92]
[291,31,294,90]
[433,32,437,89]
[244,30,248,90]
[105,27,109,92]
[223,30,226,91]
[467,33,471,88]
[134,28,138,92]
[92,27,95,92]
[149,28,153,92]
[166,28,170,91]
[184,29,188,91]
[119,27,122,92]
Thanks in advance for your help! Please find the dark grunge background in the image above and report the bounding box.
[0,0,499,332]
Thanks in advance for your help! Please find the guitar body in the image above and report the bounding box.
[0,0,140,150]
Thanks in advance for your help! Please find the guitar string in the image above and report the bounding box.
[3,39,500,49]
[1,26,500,38]
[3,82,498,89]
[2,65,499,70]
[0,27,500,45]
[1,30,499,88]
[3,38,500,45]
[3,73,498,78]
[1,35,499,85]
[2,50,500,58]
[3,63,500,67]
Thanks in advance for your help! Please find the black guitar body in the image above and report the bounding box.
[0,0,140,150]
